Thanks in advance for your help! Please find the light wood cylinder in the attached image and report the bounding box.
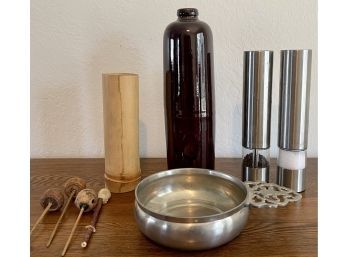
[102,73,141,193]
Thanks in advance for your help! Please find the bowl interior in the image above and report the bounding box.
[136,169,247,219]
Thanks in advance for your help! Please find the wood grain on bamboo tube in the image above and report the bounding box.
[102,73,141,193]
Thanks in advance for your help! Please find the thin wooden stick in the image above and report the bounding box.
[61,207,84,256]
[81,198,103,248]
[46,190,75,247]
[30,202,52,235]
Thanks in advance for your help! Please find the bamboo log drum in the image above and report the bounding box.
[102,73,141,193]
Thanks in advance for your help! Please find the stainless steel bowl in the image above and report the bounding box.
[134,168,250,250]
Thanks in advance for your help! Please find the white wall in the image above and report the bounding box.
[31,0,318,158]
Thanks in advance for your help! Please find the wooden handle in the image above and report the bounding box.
[81,198,103,248]
[61,207,84,256]
[102,73,141,193]
[30,202,52,235]
[46,191,75,247]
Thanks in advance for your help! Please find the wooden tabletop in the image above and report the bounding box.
[30,158,317,257]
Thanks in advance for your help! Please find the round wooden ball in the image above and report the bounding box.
[64,177,87,197]
[74,189,98,212]
[40,188,64,211]
[98,188,111,204]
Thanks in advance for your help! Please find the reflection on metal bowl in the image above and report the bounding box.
[134,168,249,250]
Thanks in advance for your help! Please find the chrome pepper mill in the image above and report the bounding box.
[242,50,273,182]
[277,49,312,192]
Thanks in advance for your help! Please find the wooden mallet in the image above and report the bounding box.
[30,188,64,235]
[81,188,111,248]
[61,188,97,256]
[46,177,87,247]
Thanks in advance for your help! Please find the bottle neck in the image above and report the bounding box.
[178,16,198,21]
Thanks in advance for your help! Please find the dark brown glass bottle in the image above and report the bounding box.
[163,8,215,169]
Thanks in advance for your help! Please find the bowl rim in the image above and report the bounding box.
[135,168,249,223]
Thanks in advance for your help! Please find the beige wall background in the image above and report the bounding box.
[31,0,318,158]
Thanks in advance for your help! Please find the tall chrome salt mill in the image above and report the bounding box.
[242,50,273,182]
[277,49,312,192]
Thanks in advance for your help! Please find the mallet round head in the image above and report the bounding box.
[74,189,98,212]
[98,188,111,204]
[40,188,64,211]
[64,177,87,198]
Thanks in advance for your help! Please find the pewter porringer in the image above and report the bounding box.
[134,168,301,250]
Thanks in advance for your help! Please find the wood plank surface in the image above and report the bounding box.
[30,158,317,257]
